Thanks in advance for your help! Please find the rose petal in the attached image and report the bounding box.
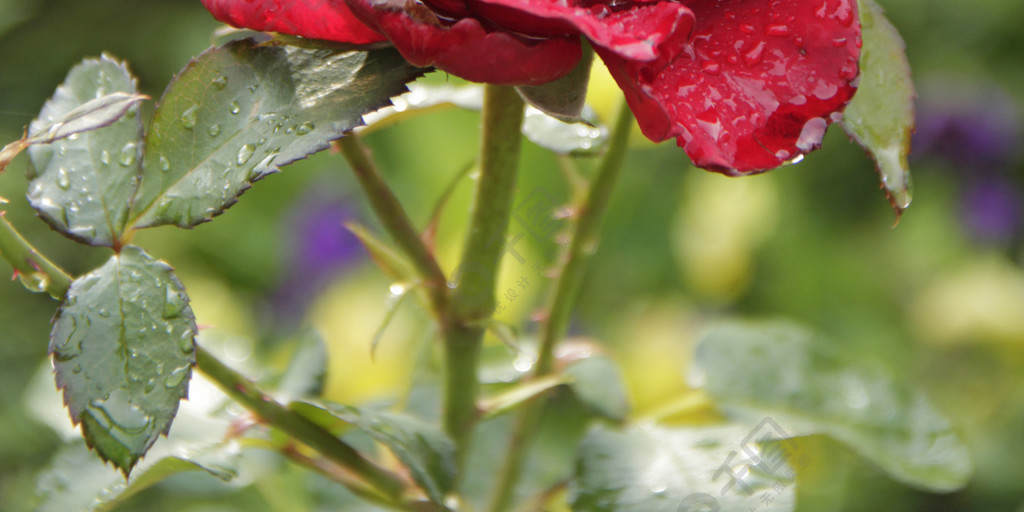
[345,0,582,85]
[469,0,695,65]
[201,0,386,45]
[601,0,861,173]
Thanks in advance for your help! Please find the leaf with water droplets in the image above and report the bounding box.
[693,321,972,492]
[34,402,238,512]
[570,424,796,512]
[841,0,916,218]
[26,54,144,246]
[128,39,424,229]
[49,245,197,475]
[292,401,456,506]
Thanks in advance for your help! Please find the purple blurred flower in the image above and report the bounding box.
[913,83,1020,172]
[962,177,1023,243]
[271,189,364,321]
[913,81,1023,244]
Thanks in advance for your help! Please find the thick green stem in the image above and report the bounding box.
[338,133,449,315]
[444,84,525,458]
[0,213,73,299]
[534,100,634,374]
[487,100,634,512]
[195,346,409,505]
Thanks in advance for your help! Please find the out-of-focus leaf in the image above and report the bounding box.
[276,329,328,401]
[49,246,197,474]
[360,83,608,155]
[34,400,238,512]
[516,46,593,123]
[841,0,915,217]
[346,222,417,282]
[295,401,456,506]
[571,424,796,512]
[693,321,972,492]
[522,107,608,156]
[128,39,424,229]
[564,355,630,422]
[26,55,144,246]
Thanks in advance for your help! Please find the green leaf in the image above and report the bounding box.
[693,321,972,492]
[564,355,630,422]
[26,55,144,246]
[516,45,594,123]
[128,39,424,229]
[842,0,915,218]
[296,401,456,506]
[49,245,197,474]
[34,406,238,512]
[571,424,796,512]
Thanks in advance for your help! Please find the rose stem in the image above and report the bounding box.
[487,99,634,512]
[445,84,525,461]
[196,346,409,506]
[0,213,73,298]
[337,132,450,317]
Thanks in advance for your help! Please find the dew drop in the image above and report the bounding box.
[178,330,195,355]
[144,379,156,393]
[119,142,138,166]
[765,24,790,36]
[739,23,756,34]
[164,366,190,388]
[208,123,221,137]
[56,168,71,190]
[236,144,255,166]
[211,75,228,90]
[744,41,766,66]
[100,150,111,166]
[159,155,171,172]
[180,106,198,130]
[72,363,82,374]
[229,101,241,115]
[296,122,314,135]
[795,117,827,152]
[701,60,721,75]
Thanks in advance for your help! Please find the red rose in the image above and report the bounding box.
[202,0,861,173]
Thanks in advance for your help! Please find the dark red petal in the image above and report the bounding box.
[201,0,386,45]
[345,0,581,85]
[601,0,862,174]
[469,0,695,65]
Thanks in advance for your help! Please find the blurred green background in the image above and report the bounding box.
[1,0,1023,510]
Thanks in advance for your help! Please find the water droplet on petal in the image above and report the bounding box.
[765,24,790,36]
[796,117,827,152]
